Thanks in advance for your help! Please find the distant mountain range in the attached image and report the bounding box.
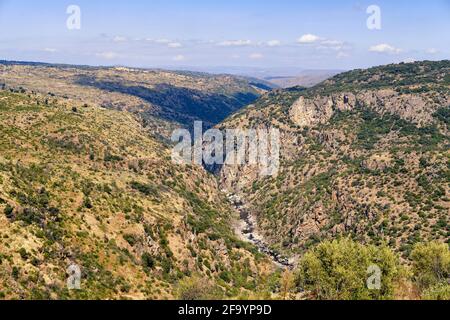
[164,65,343,88]
[263,70,341,88]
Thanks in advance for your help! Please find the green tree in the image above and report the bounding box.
[280,270,295,300]
[295,238,400,300]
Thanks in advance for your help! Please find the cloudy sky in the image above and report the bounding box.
[0,0,449,70]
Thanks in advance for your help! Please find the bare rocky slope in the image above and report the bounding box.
[217,61,449,259]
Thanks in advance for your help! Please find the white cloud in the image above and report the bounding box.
[218,40,252,47]
[297,35,348,53]
[173,55,186,61]
[297,36,348,52]
[113,36,127,42]
[369,43,402,54]
[320,40,345,50]
[145,38,183,47]
[249,53,263,59]
[231,54,240,59]
[43,48,57,53]
[266,40,281,47]
[322,40,344,46]
[426,48,438,54]
[403,58,416,63]
[168,42,182,48]
[96,52,119,59]
[297,34,321,44]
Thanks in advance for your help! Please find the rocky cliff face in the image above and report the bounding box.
[217,61,449,258]
[289,90,449,129]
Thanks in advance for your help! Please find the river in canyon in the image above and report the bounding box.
[226,193,294,269]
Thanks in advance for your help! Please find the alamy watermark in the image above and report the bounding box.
[67,264,81,290]
[66,5,81,30]
[171,122,280,177]
[367,264,382,290]
[367,5,382,30]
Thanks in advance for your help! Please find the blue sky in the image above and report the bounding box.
[0,0,449,70]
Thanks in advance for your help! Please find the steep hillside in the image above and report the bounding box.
[0,61,271,136]
[218,61,450,258]
[0,89,274,299]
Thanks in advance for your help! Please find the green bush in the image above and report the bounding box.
[219,271,232,283]
[83,197,93,209]
[130,181,159,197]
[18,248,29,260]
[410,242,450,291]
[141,253,155,269]
[176,275,223,300]
[104,152,123,162]
[433,107,450,127]
[17,207,45,226]
[123,234,139,247]
[422,282,450,300]
[295,238,400,300]
[3,204,14,219]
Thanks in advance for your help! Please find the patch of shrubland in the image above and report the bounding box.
[0,90,272,299]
